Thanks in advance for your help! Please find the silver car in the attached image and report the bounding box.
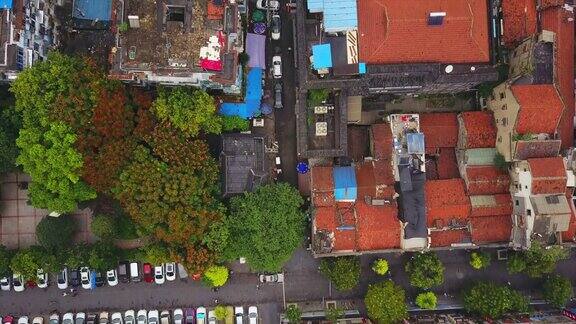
[274,82,283,109]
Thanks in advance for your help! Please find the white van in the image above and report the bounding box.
[130,262,141,282]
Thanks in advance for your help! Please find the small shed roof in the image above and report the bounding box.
[0,0,12,9]
[333,166,357,201]
[464,148,498,166]
[312,44,333,69]
[307,0,358,32]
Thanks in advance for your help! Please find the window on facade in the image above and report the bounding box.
[527,209,531,215]
[545,196,560,204]
[502,104,507,110]
[515,200,519,206]
[500,92,506,100]
[497,136,502,143]
[502,118,508,126]
[525,185,528,189]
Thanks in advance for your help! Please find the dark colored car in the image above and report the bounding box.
[118,261,130,284]
[95,272,105,287]
[184,309,195,324]
[69,268,81,287]
[86,314,97,324]
[143,263,153,283]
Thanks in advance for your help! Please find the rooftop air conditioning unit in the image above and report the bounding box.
[253,118,264,127]
[128,15,140,28]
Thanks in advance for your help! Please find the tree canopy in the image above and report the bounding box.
[90,214,119,240]
[319,257,361,291]
[507,242,569,277]
[0,245,13,277]
[225,183,305,272]
[405,251,444,289]
[543,275,573,308]
[470,251,491,270]
[88,242,121,272]
[365,280,408,324]
[463,281,529,319]
[372,258,389,275]
[416,292,437,310]
[285,305,301,324]
[0,88,21,173]
[202,265,229,287]
[36,214,76,252]
[10,247,46,281]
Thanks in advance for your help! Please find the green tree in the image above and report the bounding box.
[152,87,222,136]
[372,258,389,275]
[64,244,90,269]
[88,242,121,272]
[319,257,361,291]
[0,245,12,277]
[91,214,119,240]
[365,280,408,324]
[202,265,229,287]
[141,243,172,265]
[463,282,529,319]
[507,242,569,277]
[214,305,228,320]
[416,292,437,310]
[405,251,444,289]
[0,93,21,173]
[308,89,330,107]
[325,307,344,322]
[285,305,301,324]
[470,251,491,270]
[16,122,96,212]
[10,247,44,281]
[543,275,573,308]
[221,115,250,132]
[36,214,77,252]
[225,183,305,272]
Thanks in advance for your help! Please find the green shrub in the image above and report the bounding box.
[405,252,444,289]
[543,275,573,308]
[36,215,76,252]
[307,89,329,107]
[214,305,228,320]
[238,52,250,65]
[202,265,229,287]
[365,280,407,323]
[470,251,491,270]
[372,258,389,275]
[91,214,119,240]
[416,292,437,310]
[221,115,250,132]
[285,305,301,324]
[118,22,129,33]
[319,256,361,291]
[463,281,529,318]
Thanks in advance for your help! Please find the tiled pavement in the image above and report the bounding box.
[0,172,96,249]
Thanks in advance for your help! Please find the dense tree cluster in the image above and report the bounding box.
[405,251,445,289]
[507,242,569,277]
[463,281,529,319]
[543,275,573,308]
[319,257,361,291]
[364,280,408,323]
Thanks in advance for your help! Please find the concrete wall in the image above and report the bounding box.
[487,82,520,161]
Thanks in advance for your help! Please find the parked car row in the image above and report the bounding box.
[1,261,187,293]
[2,306,259,324]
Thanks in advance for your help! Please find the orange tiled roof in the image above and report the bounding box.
[459,111,497,148]
[356,161,395,200]
[501,0,537,47]
[528,157,567,194]
[371,123,393,159]
[470,194,513,217]
[357,0,490,64]
[207,1,224,20]
[465,166,510,195]
[471,215,513,243]
[314,205,356,251]
[311,166,335,207]
[426,179,471,224]
[356,200,401,250]
[511,85,563,135]
[430,230,469,247]
[542,6,575,149]
[420,113,459,150]
[437,148,460,180]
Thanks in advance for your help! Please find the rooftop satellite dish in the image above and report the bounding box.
[445,65,454,73]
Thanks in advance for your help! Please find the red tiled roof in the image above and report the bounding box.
[459,111,497,148]
[371,123,393,160]
[528,157,567,194]
[501,0,537,47]
[356,161,395,200]
[357,0,490,64]
[430,230,470,247]
[511,85,563,135]
[471,215,512,243]
[207,1,224,20]
[314,206,356,251]
[465,166,510,195]
[437,148,460,180]
[426,179,471,224]
[514,140,561,160]
[311,167,335,207]
[356,200,401,250]
[470,194,513,217]
[420,113,459,150]
[542,6,575,149]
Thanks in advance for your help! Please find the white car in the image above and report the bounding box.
[164,263,176,281]
[248,307,258,324]
[18,317,29,324]
[207,310,216,324]
[80,267,91,289]
[154,266,165,285]
[0,276,11,291]
[32,317,44,324]
[107,269,118,286]
[256,0,279,10]
[37,269,48,288]
[259,273,284,283]
[75,313,86,324]
[12,273,24,292]
[136,310,147,324]
[271,14,281,40]
[62,314,74,324]
[49,314,60,324]
[172,309,183,324]
[57,268,68,290]
[111,313,122,324]
[99,313,109,324]
[234,307,244,324]
[147,311,158,324]
[124,310,135,324]
[272,56,282,79]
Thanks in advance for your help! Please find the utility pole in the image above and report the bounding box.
[282,273,287,309]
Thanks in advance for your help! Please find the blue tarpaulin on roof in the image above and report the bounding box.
[219,68,262,119]
[73,0,112,21]
[333,166,357,201]
[307,0,357,32]
[0,0,12,9]
[312,44,332,69]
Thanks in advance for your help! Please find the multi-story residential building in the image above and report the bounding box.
[0,0,61,81]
